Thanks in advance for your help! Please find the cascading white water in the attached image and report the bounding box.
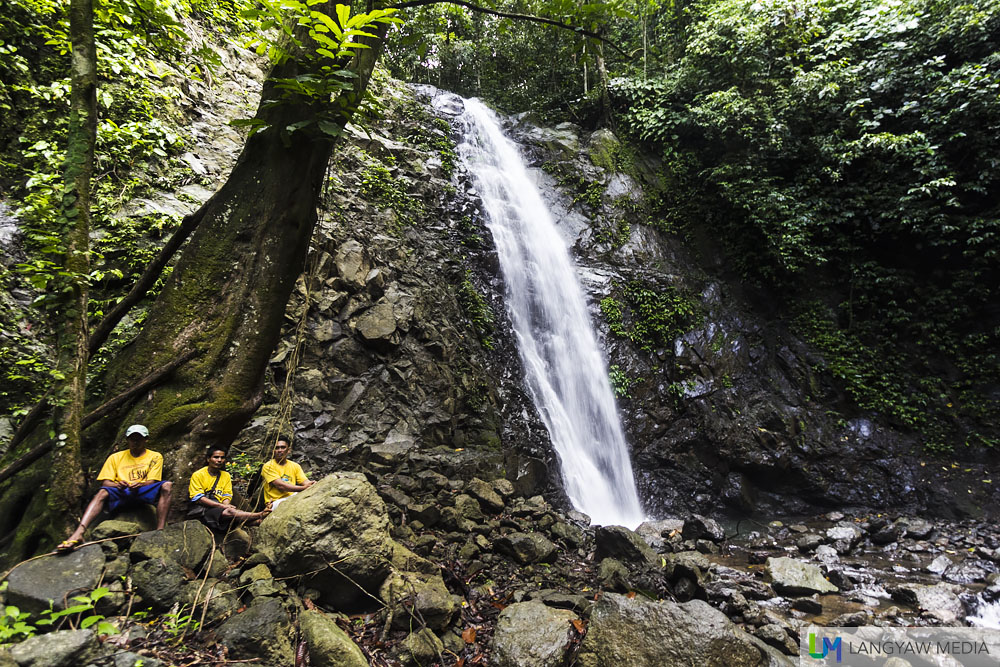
[456,97,645,528]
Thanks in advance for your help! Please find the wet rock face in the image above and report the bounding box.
[5,546,105,613]
[230,83,558,500]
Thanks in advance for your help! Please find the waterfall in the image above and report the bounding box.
[455,97,645,528]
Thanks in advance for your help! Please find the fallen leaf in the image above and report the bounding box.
[571,619,587,634]
[462,627,477,644]
[626,591,637,599]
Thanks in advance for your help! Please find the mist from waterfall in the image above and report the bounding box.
[455,97,645,528]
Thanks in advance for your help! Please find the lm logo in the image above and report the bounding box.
[809,633,842,662]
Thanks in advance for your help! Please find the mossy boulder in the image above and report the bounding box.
[129,521,214,571]
[380,569,458,630]
[300,610,368,667]
[256,473,396,605]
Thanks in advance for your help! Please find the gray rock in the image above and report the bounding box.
[356,300,399,342]
[901,517,934,540]
[256,474,396,604]
[888,583,965,623]
[826,525,863,553]
[8,629,98,667]
[766,557,838,596]
[454,494,484,522]
[397,628,443,666]
[595,525,660,566]
[495,532,557,564]
[216,597,293,665]
[491,600,578,667]
[300,609,368,667]
[814,545,840,564]
[926,555,953,575]
[90,518,148,542]
[796,534,823,553]
[550,521,584,546]
[5,546,104,613]
[369,429,416,464]
[334,239,372,289]
[131,557,186,611]
[753,624,797,655]
[129,521,214,571]
[682,515,726,543]
[576,593,774,667]
[380,567,458,630]
[597,558,630,592]
[466,478,504,513]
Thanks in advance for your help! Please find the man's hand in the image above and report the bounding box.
[303,480,315,488]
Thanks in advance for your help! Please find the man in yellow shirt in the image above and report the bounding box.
[57,424,173,553]
[261,436,314,508]
[188,446,269,530]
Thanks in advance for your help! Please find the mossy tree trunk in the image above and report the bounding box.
[48,0,97,526]
[0,8,388,565]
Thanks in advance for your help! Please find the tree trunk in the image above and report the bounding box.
[47,0,97,530]
[0,9,388,565]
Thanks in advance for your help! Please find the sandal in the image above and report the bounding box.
[55,539,81,554]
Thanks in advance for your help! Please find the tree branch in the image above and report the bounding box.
[388,0,627,56]
[0,349,198,487]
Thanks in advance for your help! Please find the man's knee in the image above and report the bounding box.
[94,488,110,503]
[160,481,173,494]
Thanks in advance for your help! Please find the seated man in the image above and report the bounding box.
[188,446,269,531]
[261,435,314,509]
[58,424,172,553]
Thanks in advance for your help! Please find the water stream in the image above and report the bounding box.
[455,97,645,528]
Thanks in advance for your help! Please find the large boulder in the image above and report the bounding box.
[5,546,104,613]
[256,473,396,604]
[7,629,99,667]
[575,593,772,667]
[300,610,368,667]
[129,521,214,571]
[491,600,578,667]
[595,526,660,566]
[495,532,557,564]
[766,557,838,596]
[216,597,294,666]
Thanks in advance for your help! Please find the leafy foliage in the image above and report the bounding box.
[606,0,1000,448]
[601,280,703,352]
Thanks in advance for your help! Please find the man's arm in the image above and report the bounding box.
[268,478,312,493]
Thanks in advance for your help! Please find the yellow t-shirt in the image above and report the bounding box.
[261,459,307,504]
[188,467,233,504]
[98,449,163,484]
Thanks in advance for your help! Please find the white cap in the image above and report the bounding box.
[125,424,149,438]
